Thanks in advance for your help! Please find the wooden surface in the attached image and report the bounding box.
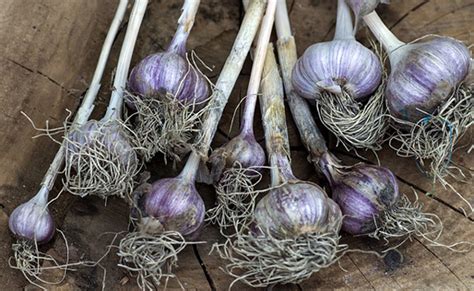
[0,0,473,290]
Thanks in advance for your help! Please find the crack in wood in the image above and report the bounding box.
[322,22,336,41]
[413,236,469,288]
[289,0,297,16]
[421,2,474,29]
[389,0,430,30]
[193,28,237,53]
[346,254,377,290]
[5,57,70,93]
[192,244,217,290]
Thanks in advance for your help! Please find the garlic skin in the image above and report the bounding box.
[67,120,138,167]
[386,37,471,122]
[209,133,266,181]
[254,182,342,237]
[292,40,382,101]
[9,192,55,244]
[319,153,399,234]
[144,176,205,236]
[346,0,388,18]
[128,50,209,104]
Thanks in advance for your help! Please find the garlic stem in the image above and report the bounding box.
[260,44,296,186]
[105,0,148,120]
[363,11,405,55]
[34,186,50,206]
[75,0,129,125]
[275,0,328,162]
[180,151,201,182]
[168,0,201,56]
[39,0,129,193]
[334,0,355,40]
[240,0,277,136]
[274,0,291,39]
[196,0,266,156]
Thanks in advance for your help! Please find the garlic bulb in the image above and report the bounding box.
[386,37,471,122]
[128,49,209,104]
[254,180,342,237]
[209,133,266,181]
[9,188,55,244]
[292,0,382,101]
[319,153,399,234]
[128,0,208,104]
[144,176,205,236]
[292,40,382,101]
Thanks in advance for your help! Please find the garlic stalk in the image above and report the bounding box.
[215,44,344,288]
[8,0,129,284]
[127,0,210,162]
[64,0,148,199]
[207,0,276,229]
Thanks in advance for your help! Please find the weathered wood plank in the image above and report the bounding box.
[33,196,210,290]
[2,0,473,289]
[336,153,474,289]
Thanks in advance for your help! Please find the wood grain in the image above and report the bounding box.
[1,0,472,290]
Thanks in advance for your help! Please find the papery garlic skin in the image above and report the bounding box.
[387,37,471,122]
[254,182,341,237]
[144,177,205,236]
[346,0,388,18]
[292,40,382,101]
[128,51,209,104]
[209,133,266,181]
[9,193,55,244]
[320,153,399,234]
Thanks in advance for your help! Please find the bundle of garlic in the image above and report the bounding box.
[116,0,268,288]
[276,0,444,247]
[7,0,130,286]
[206,0,276,231]
[351,0,473,212]
[127,0,211,162]
[64,0,149,200]
[214,43,345,288]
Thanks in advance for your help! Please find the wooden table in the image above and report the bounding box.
[0,0,472,289]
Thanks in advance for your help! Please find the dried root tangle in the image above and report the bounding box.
[117,231,188,290]
[316,42,389,151]
[389,84,473,181]
[126,92,212,163]
[206,163,264,230]
[64,120,140,200]
[370,193,442,242]
[213,220,346,288]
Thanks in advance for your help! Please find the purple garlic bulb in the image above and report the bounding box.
[319,153,399,235]
[9,189,55,244]
[128,41,209,104]
[209,133,266,181]
[67,120,138,167]
[144,176,205,236]
[386,37,471,122]
[292,40,382,101]
[254,182,342,237]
